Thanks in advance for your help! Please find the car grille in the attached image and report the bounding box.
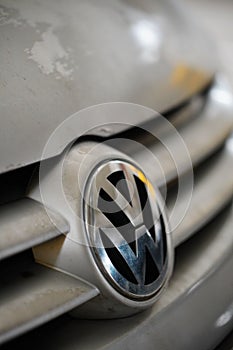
[0,78,233,348]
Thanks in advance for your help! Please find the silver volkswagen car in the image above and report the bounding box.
[0,0,233,349]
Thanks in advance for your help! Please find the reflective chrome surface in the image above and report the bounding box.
[84,160,173,300]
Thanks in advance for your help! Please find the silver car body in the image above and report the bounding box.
[0,0,214,173]
[0,0,233,349]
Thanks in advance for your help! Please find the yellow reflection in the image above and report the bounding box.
[171,63,210,94]
[130,165,155,197]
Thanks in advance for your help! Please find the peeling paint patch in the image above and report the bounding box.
[25,28,74,79]
[0,2,74,80]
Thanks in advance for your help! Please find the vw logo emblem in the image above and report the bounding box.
[84,159,172,300]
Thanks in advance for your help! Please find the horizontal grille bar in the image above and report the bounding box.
[0,253,99,344]
[0,198,69,261]
[133,96,233,187]
[169,146,233,246]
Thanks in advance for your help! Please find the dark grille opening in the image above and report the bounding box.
[0,163,37,205]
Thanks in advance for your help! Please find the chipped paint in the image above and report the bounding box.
[25,28,74,79]
[0,1,74,79]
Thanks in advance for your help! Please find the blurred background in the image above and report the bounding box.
[183,0,233,89]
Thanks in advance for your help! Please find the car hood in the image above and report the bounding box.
[0,0,214,174]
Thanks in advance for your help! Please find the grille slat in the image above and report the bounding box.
[169,146,233,246]
[0,198,69,261]
[133,101,233,187]
[0,253,99,345]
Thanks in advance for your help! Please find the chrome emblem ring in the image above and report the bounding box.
[84,159,172,301]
